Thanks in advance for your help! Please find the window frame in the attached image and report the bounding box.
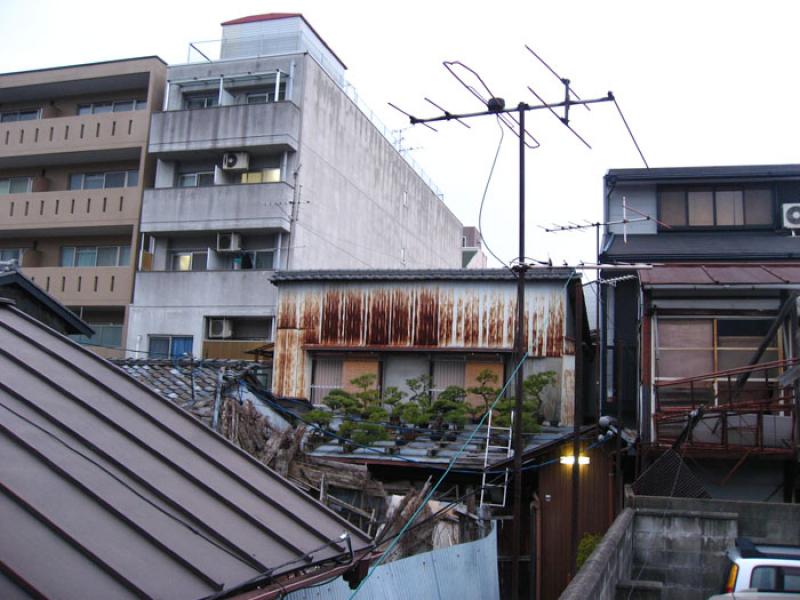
[169,250,208,272]
[0,109,41,122]
[148,335,194,359]
[0,176,32,195]
[77,99,145,115]
[657,185,775,230]
[68,170,139,190]
[59,245,131,267]
[177,171,215,188]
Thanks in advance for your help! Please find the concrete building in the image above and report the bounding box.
[127,14,464,362]
[0,57,166,357]
[599,164,800,501]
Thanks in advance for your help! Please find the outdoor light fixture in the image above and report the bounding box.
[560,455,590,465]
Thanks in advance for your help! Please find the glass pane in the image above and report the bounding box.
[118,246,130,266]
[100,325,123,348]
[9,177,30,194]
[0,179,9,195]
[198,172,215,186]
[172,254,191,271]
[104,172,126,188]
[0,249,20,261]
[205,96,219,107]
[784,567,800,592]
[660,190,686,226]
[149,337,170,359]
[76,247,97,267]
[96,247,117,266]
[77,105,92,116]
[126,170,139,187]
[60,247,75,267]
[262,168,281,183]
[715,190,744,226]
[1,113,18,122]
[93,103,113,114]
[135,100,147,111]
[69,174,83,190]
[171,336,193,358]
[113,101,134,112]
[84,174,104,190]
[745,189,773,225]
[247,94,268,104]
[243,171,262,184]
[191,252,207,271]
[19,111,39,121]
[178,174,196,187]
[255,251,274,269]
[688,190,714,226]
[751,566,777,591]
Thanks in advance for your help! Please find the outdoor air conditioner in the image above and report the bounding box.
[208,318,233,339]
[222,151,249,171]
[783,204,800,229]
[216,232,242,252]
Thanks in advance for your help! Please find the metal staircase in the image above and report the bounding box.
[479,410,514,508]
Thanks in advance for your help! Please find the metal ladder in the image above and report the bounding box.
[479,410,514,508]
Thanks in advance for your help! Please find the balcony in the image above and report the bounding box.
[141,182,292,233]
[0,112,148,167]
[133,270,278,308]
[0,188,140,234]
[24,266,133,306]
[202,339,270,360]
[148,103,300,155]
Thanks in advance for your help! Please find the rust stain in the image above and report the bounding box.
[367,289,390,345]
[301,293,321,345]
[278,293,297,329]
[463,294,479,347]
[413,288,439,346]
[455,294,465,346]
[438,289,453,346]
[488,293,503,347]
[320,290,342,344]
[546,299,564,357]
[390,288,410,345]
[274,330,303,398]
[343,290,364,345]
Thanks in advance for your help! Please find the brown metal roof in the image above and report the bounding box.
[638,263,800,287]
[0,301,369,599]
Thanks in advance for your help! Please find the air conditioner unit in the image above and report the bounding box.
[208,318,233,339]
[216,232,242,252]
[222,151,249,171]
[783,204,800,229]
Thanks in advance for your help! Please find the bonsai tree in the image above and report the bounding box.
[494,371,557,433]
[431,385,467,430]
[382,386,406,423]
[350,373,381,416]
[468,368,501,418]
[338,418,389,451]
[323,388,357,414]
[304,408,333,429]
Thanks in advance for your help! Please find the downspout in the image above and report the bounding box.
[211,367,225,431]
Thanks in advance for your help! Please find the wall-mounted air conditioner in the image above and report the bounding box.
[208,318,233,339]
[783,204,800,229]
[222,151,249,171]
[216,232,242,252]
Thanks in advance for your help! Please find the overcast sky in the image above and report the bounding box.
[2,1,799,267]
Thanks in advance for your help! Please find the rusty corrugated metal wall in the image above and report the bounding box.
[274,280,568,398]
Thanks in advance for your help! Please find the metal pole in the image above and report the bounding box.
[616,339,624,513]
[511,103,528,600]
[571,281,584,575]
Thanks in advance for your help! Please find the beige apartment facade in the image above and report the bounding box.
[0,57,166,357]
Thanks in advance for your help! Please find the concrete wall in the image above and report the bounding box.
[291,56,462,270]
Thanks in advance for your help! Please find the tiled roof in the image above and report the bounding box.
[0,302,370,599]
[273,268,576,284]
[638,263,800,287]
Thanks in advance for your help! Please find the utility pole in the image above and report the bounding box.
[390,53,637,598]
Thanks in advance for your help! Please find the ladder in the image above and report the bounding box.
[479,410,514,508]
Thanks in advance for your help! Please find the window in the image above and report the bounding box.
[77,100,145,115]
[0,248,22,262]
[60,245,131,267]
[68,170,138,190]
[751,566,800,592]
[149,335,193,359]
[658,186,774,228]
[240,168,281,184]
[170,251,207,271]
[431,360,466,398]
[0,177,32,195]
[205,316,273,340]
[70,324,123,349]
[311,358,343,405]
[177,172,215,187]
[0,109,40,122]
[183,94,219,110]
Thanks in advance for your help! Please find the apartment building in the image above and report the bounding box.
[126,14,464,361]
[0,57,166,357]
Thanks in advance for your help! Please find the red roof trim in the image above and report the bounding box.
[219,13,347,69]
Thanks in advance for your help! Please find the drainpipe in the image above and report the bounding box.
[286,164,302,270]
[211,368,225,431]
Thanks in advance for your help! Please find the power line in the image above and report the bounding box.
[612,96,649,168]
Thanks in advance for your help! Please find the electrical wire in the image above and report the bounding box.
[347,352,529,599]
[477,117,514,271]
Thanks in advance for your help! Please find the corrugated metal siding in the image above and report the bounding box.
[285,525,499,600]
[0,302,370,599]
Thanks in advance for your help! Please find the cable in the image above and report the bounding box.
[477,118,515,271]
[612,97,649,169]
[0,399,259,571]
[348,352,528,599]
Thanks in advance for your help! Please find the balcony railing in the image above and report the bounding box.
[24,266,133,305]
[0,188,140,231]
[0,112,148,160]
[653,359,799,454]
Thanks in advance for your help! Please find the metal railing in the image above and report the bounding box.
[652,359,799,453]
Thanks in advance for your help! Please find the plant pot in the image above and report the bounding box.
[444,431,457,442]
[430,431,443,442]
[395,437,409,447]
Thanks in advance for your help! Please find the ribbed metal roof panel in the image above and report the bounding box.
[272,268,575,284]
[0,302,369,599]
[607,163,800,182]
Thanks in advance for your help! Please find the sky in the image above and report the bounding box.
[2,1,799,268]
